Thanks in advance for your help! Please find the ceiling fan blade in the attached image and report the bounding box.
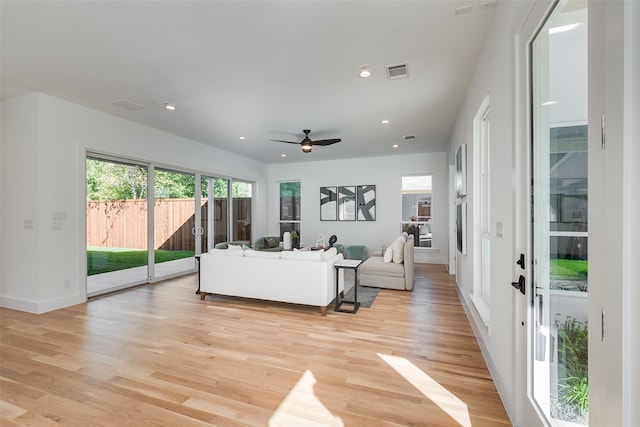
[312,138,341,146]
[270,139,301,145]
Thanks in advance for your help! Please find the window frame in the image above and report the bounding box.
[278,181,301,240]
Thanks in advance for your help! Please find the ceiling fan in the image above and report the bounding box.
[271,129,341,153]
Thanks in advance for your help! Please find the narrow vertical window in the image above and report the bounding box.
[471,96,491,326]
[279,181,301,240]
[480,108,491,303]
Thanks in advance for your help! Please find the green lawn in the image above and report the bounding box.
[87,248,194,276]
[550,259,588,280]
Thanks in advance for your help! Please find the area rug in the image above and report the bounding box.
[333,285,380,309]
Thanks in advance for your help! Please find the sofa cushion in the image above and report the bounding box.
[280,250,323,261]
[322,247,337,260]
[209,248,244,256]
[360,256,405,278]
[265,237,277,249]
[214,241,249,249]
[244,250,281,259]
[391,235,406,264]
[383,246,393,263]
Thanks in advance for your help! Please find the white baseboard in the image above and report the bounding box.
[0,296,39,313]
[1,293,86,314]
[414,248,446,264]
[455,286,516,425]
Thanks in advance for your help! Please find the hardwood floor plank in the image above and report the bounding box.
[0,264,511,426]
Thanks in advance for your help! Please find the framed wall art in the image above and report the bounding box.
[320,186,337,221]
[356,185,376,221]
[338,186,356,221]
[456,144,467,198]
[456,202,467,254]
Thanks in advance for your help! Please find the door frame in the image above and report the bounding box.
[513,0,555,424]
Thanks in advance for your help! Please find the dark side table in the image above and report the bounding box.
[334,259,363,313]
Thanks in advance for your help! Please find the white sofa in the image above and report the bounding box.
[199,247,344,315]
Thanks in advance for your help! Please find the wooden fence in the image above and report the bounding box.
[86,198,252,251]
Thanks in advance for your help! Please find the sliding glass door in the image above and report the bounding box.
[232,180,253,244]
[86,156,149,295]
[213,178,230,246]
[87,155,253,295]
[152,168,197,280]
[200,176,231,251]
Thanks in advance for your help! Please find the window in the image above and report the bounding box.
[472,96,491,326]
[401,175,432,248]
[480,107,491,303]
[279,181,300,239]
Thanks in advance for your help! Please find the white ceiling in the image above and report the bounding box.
[1,1,495,164]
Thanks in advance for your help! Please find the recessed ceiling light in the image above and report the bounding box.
[541,101,558,106]
[381,119,390,124]
[163,102,176,111]
[392,144,399,148]
[239,136,246,140]
[281,154,287,157]
[359,66,372,78]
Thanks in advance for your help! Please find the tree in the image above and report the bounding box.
[154,170,195,198]
[86,159,147,200]
[280,181,300,197]
[87,158,254,201]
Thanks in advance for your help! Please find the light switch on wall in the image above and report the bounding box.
[496,221,504,238]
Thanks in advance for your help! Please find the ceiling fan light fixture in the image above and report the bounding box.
[359,66,372,78]
[301,142,313,153]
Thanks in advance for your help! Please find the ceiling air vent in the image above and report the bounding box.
[404,135,416,140]
[108,99,146,111]
[386,63,409,80]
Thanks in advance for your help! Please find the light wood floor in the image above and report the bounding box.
[0,264,511,426]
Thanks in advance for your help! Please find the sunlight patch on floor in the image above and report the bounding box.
[378,353,472,427]
[268,370,344,427]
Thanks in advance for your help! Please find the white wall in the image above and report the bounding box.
[627,3,640,422]
[588,1,639,425]
[1,94,41,309]
[267,153,448,264]
[447,1,536,422]
[1,93,269,313]
[449,1,639,425]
